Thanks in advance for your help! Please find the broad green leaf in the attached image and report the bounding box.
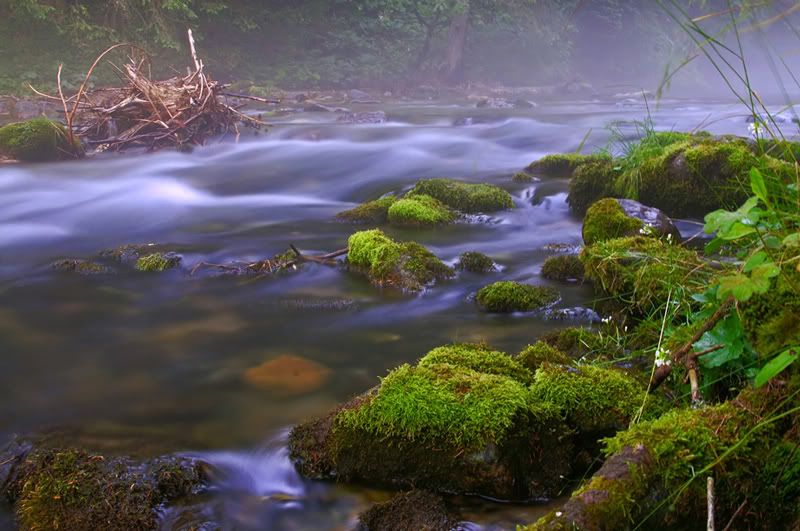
[717,274,754,301]
[750,262,780,294]
[749,167,769,205]
[704,236,724,255]
[755,349,798,387]
[720,222,756,241]
[743,251,767,272]
[696,314,747,368]
[783,233,800,247]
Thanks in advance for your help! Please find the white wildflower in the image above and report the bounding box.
[654,346,671,367]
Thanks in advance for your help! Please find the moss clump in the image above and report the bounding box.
[456,251,496,273]
[739,264,800,356]
[419,344,534,385]
[529,364,655,433]
[0,118,82,162]
[475,281,559,313]
[512,171,534,183]
[50,259,111,275]
[541,254,584,282]
[386,194,455,226]
[580,236,710,315]
[517,342,570,371]
[347,229,454,291]
[527,153,611,178]
[135,252,182,272]
[8,448,204,531]
[581,198,644,245]
[335,195,397,224]
[357,490,457,531]
[566,157,616,213]
[408,178,513,213]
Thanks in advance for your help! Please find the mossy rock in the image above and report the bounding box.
[347,229,454,292]
[50,259,111,275]
[386,194,455,226]
[419,343,535,385]
[475,281,559,313]
[135,252,182,272]
[336,195,397,224]
[580,236,711,315]
[357,490,457,531]
[528,386,800,530]
[2,446,205,531]
[455,251,496,273]
[541,254,584,282]
[517,342,570,371]
[566,157,616,213]
[527,153,611,178]
[408,179,513,213]
[512,171,534,183]
[0,118,82,162]
[582,198,644,245]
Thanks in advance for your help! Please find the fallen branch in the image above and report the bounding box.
[223,92,282,104]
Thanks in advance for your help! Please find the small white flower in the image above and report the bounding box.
[666,233,673,243]
[556,512,564,517]
[654,346,671,367]
[602,316,612,324]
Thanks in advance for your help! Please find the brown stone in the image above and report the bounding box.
[243,354,330,395]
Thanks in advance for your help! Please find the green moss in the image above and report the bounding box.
[517,342,570,371]
[475,281,559,313]
[419,344,534,385]
[386,194,455,226]
[336,362,553,450]
[529,364,653,433]
[335,195,397,224]
[527,153,611,178]
[347,229,454,291]
[540,254,584,282]
[512,171,534,183]
[580,236,710,315]
[566,158,616,214]
[50,259,110,275]
[408,179,513,213]
[456,251,496,273]
[135,252,182,272]
[0,118,81,162]
[739,265,800,356]
[581,198,644,245]
[541,327,610,359]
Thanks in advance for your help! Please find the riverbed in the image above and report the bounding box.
[0,96,758,529]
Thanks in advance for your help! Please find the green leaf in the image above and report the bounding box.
[749,262,780,294]
[720,222,756,240]
[696,314,747,368]
[717,274,755,302]
[749,167,769,205]
[743,251,767,272]
[783,233,800,247]
[755,349,798,387]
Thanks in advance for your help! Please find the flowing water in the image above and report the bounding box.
[0,97,759,529]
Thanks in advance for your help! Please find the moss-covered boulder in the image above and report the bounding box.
[357,490,458,531]
[527,386,800,530]
[455,251,497,273]
[347,229,454,291]
[408,179,513,213]
[1,443,205,531]
[527,153,611,178]
[512,171,535,183]
[541,254,584,282]
[135,252,182,272]
[0,118,82,162]
[565,157,617,213]
[386,194,455,226]
[517,342,570,371]
[289,344,658,501]
[475,281,558,313]
[582,198,681,245]
[336,196,398,224]
[581,236,710,315]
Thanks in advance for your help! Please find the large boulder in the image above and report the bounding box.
[0,118,82,162]
[288,344,661,501]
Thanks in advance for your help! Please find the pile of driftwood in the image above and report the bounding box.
[33,30,264,153]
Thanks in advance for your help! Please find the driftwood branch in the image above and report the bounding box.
[191,246,349,276]
[223,92,282,104]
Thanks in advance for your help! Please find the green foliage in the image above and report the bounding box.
[408,179,513,213]
[455,251,496,273]
[581,198,644,246]
[335,195,397,224]
[346,229,454,291]
[0,118,79,162]
[540,254,584,282]
[386,194,455,226]
[475,281,559,313]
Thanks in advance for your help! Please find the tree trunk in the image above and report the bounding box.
[442,3,469,83]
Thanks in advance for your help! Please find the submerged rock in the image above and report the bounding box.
[338,111,387,124]
[455,252,497,273]
[288,343,659,500]
[475,281,558,313]
[135,252,182,272]
[347,229,454,292]
[243,354,331,395]
[409,179,513,213]
[336,196,398,224]
[357,490,458,531]
[0,439,206,531]
[50,259,112,275]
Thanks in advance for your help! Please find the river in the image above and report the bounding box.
[0,96,758,529]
